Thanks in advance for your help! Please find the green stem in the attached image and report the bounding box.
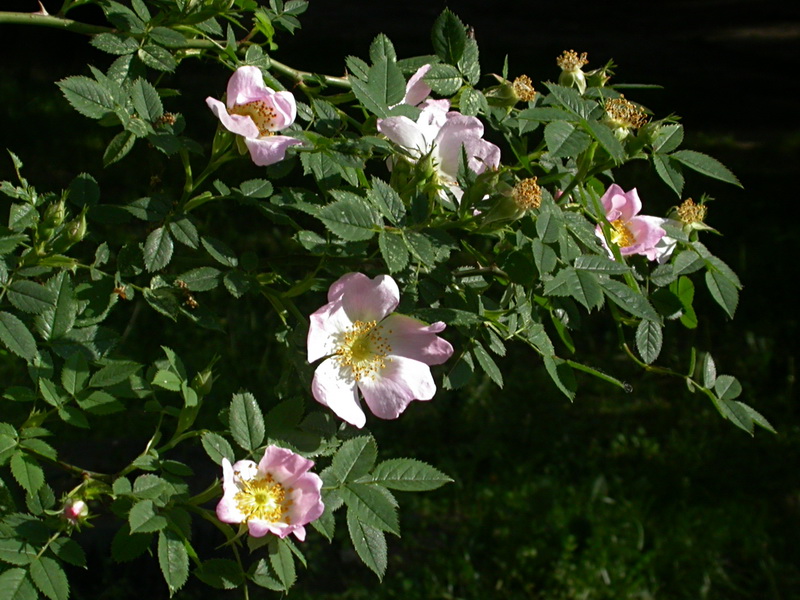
[0,11,109,33]
[270,57,350,89]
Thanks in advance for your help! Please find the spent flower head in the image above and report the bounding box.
[557,50,589,94]
[512,75,537,102]
[677,197,708,225]
[604,95,648,138]
[512,177,542,210]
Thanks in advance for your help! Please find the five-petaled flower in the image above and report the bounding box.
[376,101,501,202]
[595,184,675,263]
[307,273,454,428]
[206,66,302,166]
[217,445,324,540]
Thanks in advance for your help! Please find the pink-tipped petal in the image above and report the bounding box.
[226,65,271,107]
[358,356,437,420]
[259,445,314,488]
[337,273,400,322]
[381,314,453,365]
[402,64,433,107]
[311,358,366,428]
[206,97,261,139]
[622,215,666,256]
[268,91,297,130]
[244,135,302,166]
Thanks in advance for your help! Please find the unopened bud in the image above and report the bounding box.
[43,199,66,228]
[191,355,220,397]
[63,499,88,524]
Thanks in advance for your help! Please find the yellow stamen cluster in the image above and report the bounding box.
[605,96,648,129]
[335,320,392,382]
[155,112,177,127]
[512,75,537,102]
[229,100,279,137]
[610,219,635,248]
[512,177,542,210]
[677,198,707,225]
[556,49,588,72]
[234,472,293,524]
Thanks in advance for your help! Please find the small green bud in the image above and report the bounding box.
[43,199,66,228]
[191,355,220,397]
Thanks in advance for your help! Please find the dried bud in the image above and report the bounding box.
[512,75,537,102]
[512,177,542,211]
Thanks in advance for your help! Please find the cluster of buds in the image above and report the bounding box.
[35,197,88,256]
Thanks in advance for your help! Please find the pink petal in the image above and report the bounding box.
[464,138,501,174]
[247,519,272,537]
[381,314,453,365]
[258,445,314,488]
[226,66,271,107]
[434,114,487,177]
[358,356,436,420]
[244,136,302,166]
[216,458,248,524]
[307,303,355,363]
[311,358,366,428]
[288,474,325,525]
[377,115,428,157]
[206,97,260,139]
[600,184,641,221]
[621,215,666,257]
[268,91,297,130]
[402,64,433,107]
[336,273,400,322]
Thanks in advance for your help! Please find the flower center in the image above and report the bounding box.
[229,100,278,137]
[556,49,588,72]
[234,473,292,524]
[610,219,635,248]
[677,197,707,225]
[335,320,392,382]
[512,177,542,210]
[605,96,648,130]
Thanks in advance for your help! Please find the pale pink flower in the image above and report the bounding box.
[376,103,501,201]
[216,445,324,541]
[206,66,302,166]
[307,273,454,428]
[595,184,674,263]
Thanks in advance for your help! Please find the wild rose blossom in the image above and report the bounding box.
[595,184,674,262]
[216,445,324,540]
[376,101,501,201]
[206,66,302,166]
[307,273,454,428]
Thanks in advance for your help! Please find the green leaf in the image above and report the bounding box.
[347,509,387,580]
[0,538,37,565]
[10,453,43,494]
[543,355,576,400]
[133,474,169,500]
[201,236,238,267]
[61,353,89,397]
[431,9,467,65]
[169,216,199,249]
[239,179,274,199]
[229,392,265,452]
[581,119,625,163]
[129,499,168,533]
[200,432,234,465]
[652,153,685,197]
[459,87,488,116]
[350,76,389,118]
[111,525,152,563]
[149,27,186,47]
[0,312,37,361]
[195,559,244,589]
[317,194,381,242]
[705,268,739,319]
[268,538,296,590]
[138,44,177,72]
[90,360,141,387]
[423,63,462,96]
[378,231,409,273]
[144,226,174,272]
[472,341,503,388]
[158,529,189,596]
[364,458,452,491]
[0,233,28,255]
[574,255,630,274]
[30,556,68,600]
[367,177,405,225]
[57,76,115,119]
[152,369,181,391]
[177,267,221,292]
[340,483,399,535]
[49,538,86,567]
[368,56,405,108]
[143,287,179,321]
[652,123,684,153]
[635,319,662,364]
[345,56,370,82]
[103,130,136,166]
[0,568,37,600]
[38,379,62,408]
[544,83,592,118]
[544,121,592,159]
[91,32,138,55]
[68,173,100,207]
[671,149,741,187]
[543,268,603,311]
[714,374,742,401]
[331,437,378,483]
[34,272,77,341]
[599,278,659,321]
[7,281,56,315]
[131,78,163,121]
[458,37,480,84]
[369,33,396,63]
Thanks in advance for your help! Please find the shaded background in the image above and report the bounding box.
[2,0,800,598]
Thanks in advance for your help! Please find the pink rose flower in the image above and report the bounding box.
[216,445,324,541]
[376,103,501,202]
[307,273,454,428]
[595,184,674,263]
[206,66,302,166]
